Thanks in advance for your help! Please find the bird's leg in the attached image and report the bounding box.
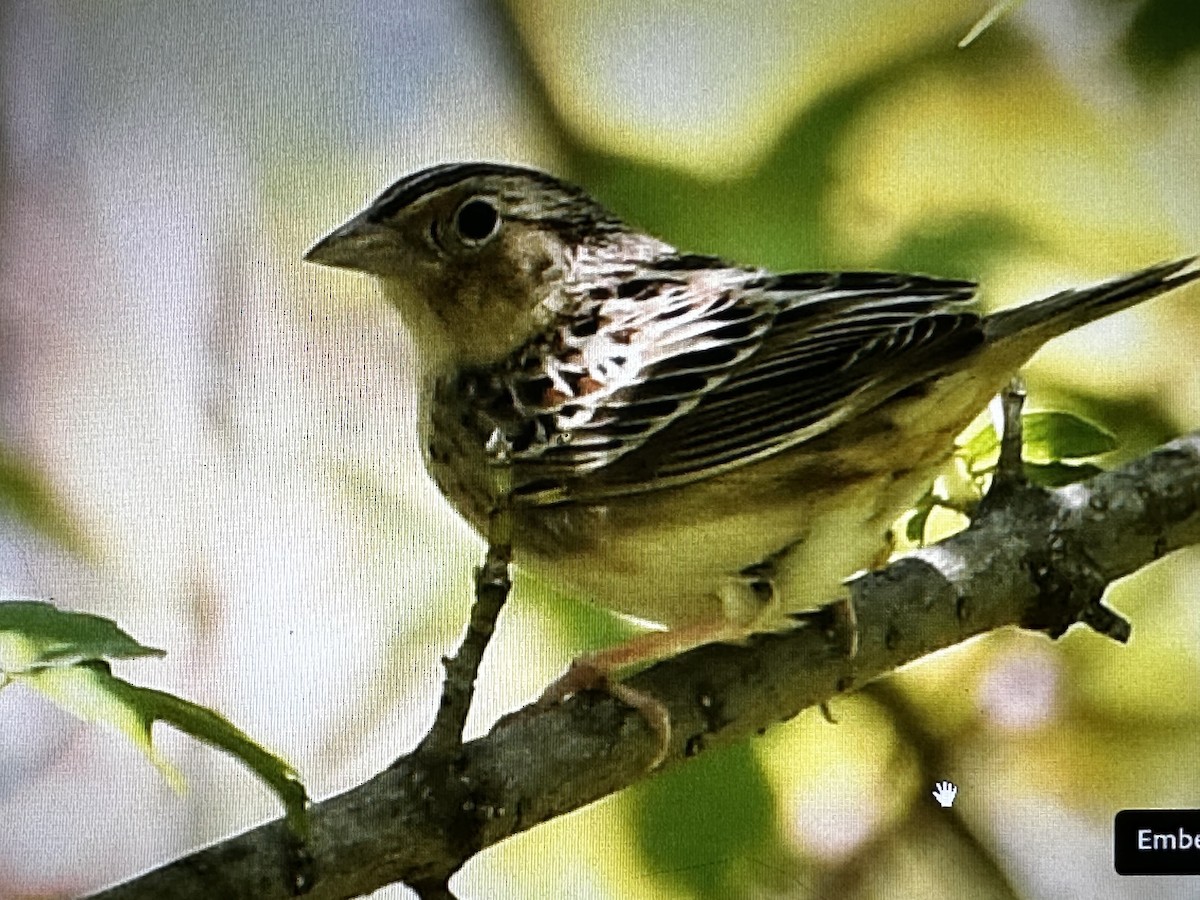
[839,536,905,660]
[833,593,860,659]
[534,617,751,769]
[792,575,868,664]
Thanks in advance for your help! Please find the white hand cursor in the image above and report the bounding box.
[932,781,957,808]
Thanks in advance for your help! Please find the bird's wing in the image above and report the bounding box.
[638,271,985,484]
[463,266,983,502]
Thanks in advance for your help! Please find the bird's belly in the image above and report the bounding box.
[446,363,1006,631]
[513,455,937,629]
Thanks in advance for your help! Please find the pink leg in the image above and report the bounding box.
[534,617,751,768]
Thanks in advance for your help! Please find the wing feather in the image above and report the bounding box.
[450,264,984,502]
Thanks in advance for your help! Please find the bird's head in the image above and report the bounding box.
[305,162,657,369]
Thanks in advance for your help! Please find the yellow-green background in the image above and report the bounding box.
[1,1,1199,897]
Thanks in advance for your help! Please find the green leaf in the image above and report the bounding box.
[1023,460,1105,488]
[1021,411,1117,462]
[957,420,1000,462]
[22,663,308,837]
[905,495,937,544]
[0,599,164,672]
[957,410,1116,469]
[22,663,185,785]
[1,599,310,839]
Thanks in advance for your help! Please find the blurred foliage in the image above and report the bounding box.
[627,742,784,898]
[507,3,1185,272]
[0,443,87,555]
[1122,0,1200,84]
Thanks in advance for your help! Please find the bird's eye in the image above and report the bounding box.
[453,198,500,245]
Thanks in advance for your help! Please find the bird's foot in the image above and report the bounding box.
[837,595,860,658]
[535,658,672,769]
[790,595,859,659]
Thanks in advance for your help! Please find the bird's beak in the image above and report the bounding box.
[304,212,397,274]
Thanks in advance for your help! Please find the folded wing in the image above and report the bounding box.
[460,265,985,502]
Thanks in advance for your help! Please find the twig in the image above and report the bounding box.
[994,377,1027,488]
[414,425,516,761]
[413,512,513,760]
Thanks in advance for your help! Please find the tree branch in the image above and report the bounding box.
[86,433,1200,900]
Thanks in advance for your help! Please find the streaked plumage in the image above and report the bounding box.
[307,162,1198,666]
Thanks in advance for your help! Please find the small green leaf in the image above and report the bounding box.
[1023,460,1105,488]
[22,662,309,838]
[957,410,1116,470]
[905,496,936,544]
[22,663,186,788]
[1021,411,1117,462]
[922,504,973,545]
[957,421,1000,462]
[0,599,164,672]
[2,599,310,839]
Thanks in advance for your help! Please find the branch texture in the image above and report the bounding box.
[88,433,1200,900]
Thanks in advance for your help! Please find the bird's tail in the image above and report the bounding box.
[984,257,1198,346]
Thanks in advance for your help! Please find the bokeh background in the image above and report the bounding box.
[2,1,1200,897]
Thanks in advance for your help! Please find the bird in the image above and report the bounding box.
[305,161,1197,737]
